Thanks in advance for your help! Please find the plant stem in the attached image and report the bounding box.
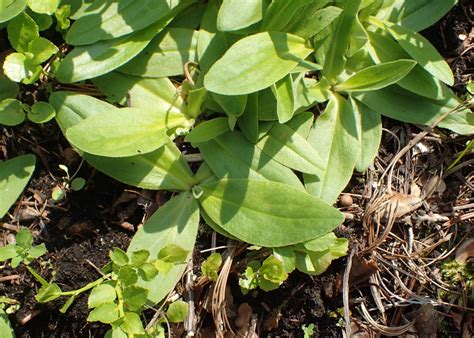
[26,266,48,286]
[60,273,112,296]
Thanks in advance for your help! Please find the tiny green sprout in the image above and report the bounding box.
[0,228,47,268]
[51,164,86,200]
[201,252,222,282]
[239,255,288,294]
[302,323,315,338]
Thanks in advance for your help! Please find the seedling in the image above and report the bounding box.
[201,252,222,282]
[51,164,86,201]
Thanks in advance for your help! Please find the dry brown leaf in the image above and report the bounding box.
[455,238,474,263]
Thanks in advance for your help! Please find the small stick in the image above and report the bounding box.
[343,247,355,338]
[184,260,196,337]
[0,275,20,282]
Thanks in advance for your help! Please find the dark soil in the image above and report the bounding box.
[1,1,472,337]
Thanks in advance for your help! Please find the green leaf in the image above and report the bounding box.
[88,284,117,309]
[66,108,188,157]
[93,73,182,113]
[50,91,113,132]
[15,228,33,248]
[7,12,38,52]
[27,37,58,64]
[36,283,62,302]
[256,123,323,175]
[185,117,230,144]
[199,178,344,247]
[335,60,416,92]
[285,112,313,138]
[382,20,454,85]
[51,186,65,201]
[50,92,195,191]
[27,243,47,259]
[118,266,138,286]
[70,177,85,191]
[375,0,456,32]
[196,0,241,74]
[217,0,266,32]
[304,93,359,205]
[201,253,222,282]
[212,93,248,119]
[138,263,158,281]
[87,303,120,324]
[0,154,35,218]
[260,255,287,284]
[261,0,314,31]
[167,300,188,323]
[272,74,295,123]
[123,286,148,312]
[84,141,196,191]
[352,98,381,172]
[120,312,145,335]
[204,32,313,95]
[322,0,361,82]
[56,16,170,83]
[0,245,18,262]
[0,98,25,126]
[0,308,14,338]
[295,235,348,275]
[157,244,188,263]
[27,0,60,14]
[66,0,186,45]
[366,30,449,100]
[198,131,304,190]
[237,93,259,143]
[55,4,71,30]
[127,192,199,303]
[285,5,342,40]
[2,53,38,83]
[354,85,474,135]
[28,102,56,123]
[0,76,19,100]
[110,248,129,267]
[130,250,150,268]
[118,28,198,78]
[0,0,27,23]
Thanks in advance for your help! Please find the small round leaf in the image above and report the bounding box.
[28,102,56,123]
[0,99,25,126]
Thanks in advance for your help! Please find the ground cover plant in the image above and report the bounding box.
[0,0,473,336]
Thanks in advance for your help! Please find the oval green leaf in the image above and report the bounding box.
[204,32,312,95]
[199,178,344,247]
[217,0,265,32]
[354,85,474,135]
[304,93,360,205]
[66,0,185,45]
[118,28,198,78]
[0,0,27,23]
[0,98,25,126]
[257,123,323,175]
[185,117,230,144]
[0,154,36,218]
[127,192,199,303]
[382,20,454,85]
[66,107,188,157]
[335,60,416,92]
[198,131,304,190]
[56,20,164,83]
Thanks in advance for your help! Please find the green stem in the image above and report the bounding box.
[26,266,48,287]
[60,273,112,296]
[115,281,125,318]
